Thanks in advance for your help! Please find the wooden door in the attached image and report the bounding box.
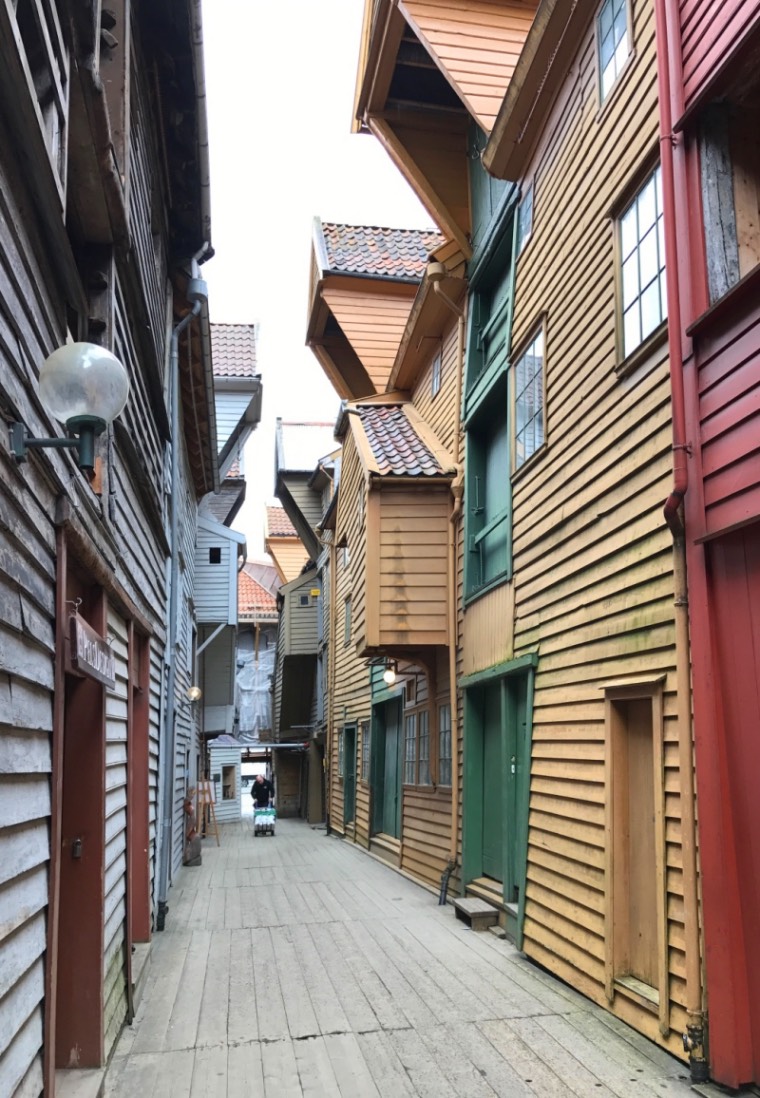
[707,528,760,1078]
[504,679,527,905]
[344,726,357,826]
[481,683,504,880]
[382,699,402,838]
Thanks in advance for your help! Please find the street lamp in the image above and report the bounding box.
[10,342,130,472]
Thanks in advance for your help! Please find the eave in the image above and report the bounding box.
[389,239,467,391]
[483,0,598,180]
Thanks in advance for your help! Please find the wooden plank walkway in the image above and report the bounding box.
[102,818,694,1098]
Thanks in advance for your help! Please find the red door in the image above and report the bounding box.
[706,526,760,1084]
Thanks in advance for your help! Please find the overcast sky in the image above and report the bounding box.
[201,0,433,557]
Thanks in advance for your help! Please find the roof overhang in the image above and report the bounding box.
[483,0,598,180]
[217,379,263,479]
[175,281,220,498]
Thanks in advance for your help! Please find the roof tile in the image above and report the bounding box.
[211,323,258,378]
[266,506,297,537]
[322,224,441,281]
[359,405,446,477]
[239,570,277,618]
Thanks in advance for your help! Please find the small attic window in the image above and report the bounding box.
[300,594,309,606]
[431,350,442,398]
[209,547,222,564]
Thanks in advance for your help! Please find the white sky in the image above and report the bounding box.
[201,0,434,556]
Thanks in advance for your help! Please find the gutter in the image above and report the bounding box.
[190,0,213,255]
[653,0,705,1079]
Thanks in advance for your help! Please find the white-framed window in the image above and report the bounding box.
[517,183,534,254]
[619,165,666,358]
[404,713,417,784]
[361,720,370,782]
[418,710,430,786]
[514,327,545,469]
[431,350,442,398]
[597,0,630,102]
[438,703,452,787]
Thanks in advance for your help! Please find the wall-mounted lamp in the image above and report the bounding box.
[383,659,397,686]
[186,685,203,703]
[10,342,130,472]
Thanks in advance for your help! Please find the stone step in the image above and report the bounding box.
[453,896,499,931]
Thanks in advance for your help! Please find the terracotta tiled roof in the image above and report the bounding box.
[321,224,441,281]
[225,458,242,479]
[239,570,277,618]
[211,323,258,378]
[359,405,446,477]
[266,506,297,537]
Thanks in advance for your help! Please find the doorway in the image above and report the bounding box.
[463,669,533,938]
[371,696,403,838]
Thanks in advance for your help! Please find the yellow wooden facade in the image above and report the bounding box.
[480,0,700,1062]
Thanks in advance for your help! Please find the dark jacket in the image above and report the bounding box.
[251,777,274,807]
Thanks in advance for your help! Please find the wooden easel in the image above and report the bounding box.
[196,780,220,847]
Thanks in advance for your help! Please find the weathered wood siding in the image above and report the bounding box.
[680,0,760,113]
[195,521,236,625]
[399,0,539,131]
[266,538,309,584]
[693,301,760,537]
[509,0,690,1056]
[322,288,415,392]
[409,316,460,453]
[215,391,252,451]
[401,788,452,887]
[287,583,319,652]
[373,485,450,648]
[331,436,372,836]
[209,746,241,822]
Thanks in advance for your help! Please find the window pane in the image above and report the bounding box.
[638,177,657,235]
[404,714,416,784]
[623,303,641,356]
[439,704,452,787]
[599,0,613,38]
[638,226,659,288]
[622,253,639,310]
[614,35,629,73]
[620,205,638,260]
[600,29,614,71]
[418,711,430,786]
[640,279,662,341]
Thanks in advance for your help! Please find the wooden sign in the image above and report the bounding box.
[68,612,116,688]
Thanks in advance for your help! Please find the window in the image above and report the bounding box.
[439,703,452,786]
[299,594,309,606]
[431,350,442,398]
[619,166,666,358]
[14,0,69,189]
[514,327,545,469]
[344,597,351,646]
[209,547,221,564]
[361,720,370,781]
[337,729,344,778]
[597,0,630,102]
[517,183,534,254]
[342,544,350,568]
[466,383,510,594]
[404,713,417,784]
[418,710,430,786]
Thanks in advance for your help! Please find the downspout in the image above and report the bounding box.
[156,247,209,931]
[653,0,705,1079]
[327,536,338,835]
[427,265,466,897]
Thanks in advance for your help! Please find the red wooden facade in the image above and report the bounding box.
[657,0,760,1086]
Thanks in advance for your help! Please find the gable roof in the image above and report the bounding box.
[211,323,258,378]
[266,506,298,538]
[238,570,277,620]
[320,223,441,282]
[359,404,450,476]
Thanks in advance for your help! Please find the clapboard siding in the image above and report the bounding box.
[399,0,539,131]
[288,584,319,651]
[209,746,241,822]
[103,610,129,1061]
[195,524,235,623]
[694,302,760,537]
[680,0,760,112]
[410,317,460,452]
[508,0,691,1058]
[215,391,251,451]
[323,288,415,391]
[286,480,325,535]
[268,538,310,584]
[401,787,452,887]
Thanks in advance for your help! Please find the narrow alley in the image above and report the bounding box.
[100,821,696,1098]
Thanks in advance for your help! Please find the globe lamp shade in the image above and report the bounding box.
[382,662,397,686]
[39,342,129,428]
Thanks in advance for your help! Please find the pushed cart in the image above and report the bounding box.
[253,805,276,836]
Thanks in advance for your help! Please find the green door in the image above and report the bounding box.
[343,726,356,827]
[481,682,505,880]
[382,699,402,838]
[505,683,527,905]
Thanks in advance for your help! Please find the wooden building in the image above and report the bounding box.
[650,0,760,1085]
[0,1,218,1092]
[265,504,310,584]
[349,0,705,1075]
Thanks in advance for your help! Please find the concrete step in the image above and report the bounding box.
[453,896,499,931]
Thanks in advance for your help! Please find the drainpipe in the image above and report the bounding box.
[653,0,706,1079]
[326,535,338,835]
[156,246,209,931]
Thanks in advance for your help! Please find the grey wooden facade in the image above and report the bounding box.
[0,1,217,1092]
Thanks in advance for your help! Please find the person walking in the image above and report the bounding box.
[250,772,274,808]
